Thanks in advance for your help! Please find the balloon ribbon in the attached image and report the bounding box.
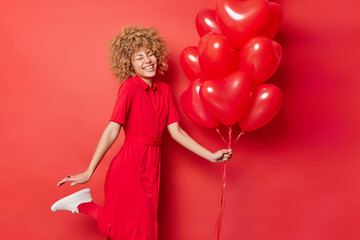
[214,126,234,240]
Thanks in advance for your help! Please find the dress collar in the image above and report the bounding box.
[135,75,158,91]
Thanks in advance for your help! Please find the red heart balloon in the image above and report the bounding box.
[196,8,223,37]
[180,79,220,128]
[239,84,282,131]
[216,0,271,49]
[198,32,238,79]
[258,2,282,39]
[238,36,282,85]
[200,71,253,126]
[180,46,206,81]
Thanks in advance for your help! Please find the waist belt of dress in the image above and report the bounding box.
[125,136,162,146]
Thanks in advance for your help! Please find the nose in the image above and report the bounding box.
[144,55,151,63]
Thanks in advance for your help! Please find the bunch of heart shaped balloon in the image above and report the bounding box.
[180,0,283,136]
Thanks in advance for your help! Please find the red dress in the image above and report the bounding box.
[97,75,180,240]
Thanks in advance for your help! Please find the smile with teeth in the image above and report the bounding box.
[143,65,155,71]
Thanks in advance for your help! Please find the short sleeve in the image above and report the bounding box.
[167,87,181,125]
[109,80,135,125]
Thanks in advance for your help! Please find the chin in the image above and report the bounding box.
[142,71,156,78]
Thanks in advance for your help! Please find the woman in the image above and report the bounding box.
[51,25,232,240]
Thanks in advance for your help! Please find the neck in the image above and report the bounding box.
[138,76,153,87]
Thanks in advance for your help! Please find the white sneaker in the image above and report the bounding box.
[51,188,92,213]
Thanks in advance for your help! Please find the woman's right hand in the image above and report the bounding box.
[57,170,92,186]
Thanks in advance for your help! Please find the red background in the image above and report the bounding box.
[1,0,359,239]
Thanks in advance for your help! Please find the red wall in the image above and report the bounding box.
[1,0,359,239]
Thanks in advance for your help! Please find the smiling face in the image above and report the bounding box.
[131,49,158,81]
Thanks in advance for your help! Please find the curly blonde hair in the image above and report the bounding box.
[109,25,168,82]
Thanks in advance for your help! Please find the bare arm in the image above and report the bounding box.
[57,121,122,186]
[167,122,232,162]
